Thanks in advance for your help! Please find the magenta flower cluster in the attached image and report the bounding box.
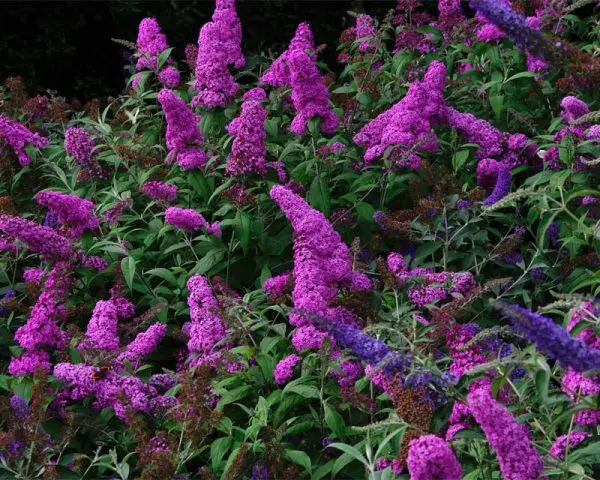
[0,215,72,259]
[191,0,244,108]
[165,207,221,237]
[288,50,338,136]
[142,180,178,202]
[353,61,447,168]
[467,379,544,480]
[226,93,269,176]
[387,252,475,308]
[184,275,228,367]
[0,114,48,166]
[406,435,462,480]
[64,127,105,178]
[158,89,208,170]
[135,17,180,88]
[273,354,301,384]
[35,190,99,239]
[260,22,316,88]
[10,261,72,375]
[355,14,377,53]
[269,185,370,353]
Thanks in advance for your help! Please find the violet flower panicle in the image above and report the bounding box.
[406,435,462,480]
[158,89,208,170]
[260,22,315,88]
[494,302,600,372]
[467,379,544,480]
[0,114,48,166]
[165,207,221,237]
[288,50,338,136]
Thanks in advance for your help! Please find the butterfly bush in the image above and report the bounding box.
[191,0,243,108]
[64,126,105,178]
[165,207,221,237]
[0,215,72,258]
[10,261,71,375]
[35,190,99,238]
[355,14,377,53]
[225,93,269,176]
[269,185,370,350]
[3,0,600,476]
[468,379,544,480]
[406,435,462,480]
[184,275,228,366]
[288,50,338,136]
[0,114,48,166]
[158,89,208,170]
[142,180,178,201]
[273,354,301,384]
[495,302,600,372]
[260,22,315,88]
[353,60,447,167]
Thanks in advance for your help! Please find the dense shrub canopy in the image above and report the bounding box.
[1,0,600,478]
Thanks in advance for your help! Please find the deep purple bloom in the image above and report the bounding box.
[407,435,461,480]
[165,207,221,236]
[467,379,544,480]
[0,114,48,166]
[482,163,511,205]
[226,98,268,176]
[142,181,178,201]
[469,0,551,60]
[495,302,600,372]
[0,215,72,258]
[9,395,29,421]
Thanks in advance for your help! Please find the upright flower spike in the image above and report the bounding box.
[355,14,377,53]
[225,97,268,176]
[191,1,243,110]
[0,114,48,166]
[35,191,99,239]
[10,261,72,375]
[211,0,245,69]
[467,380,544,480]
[269,185,370,336]
[495,302,600,372]
[469,0,551,60]
[184,275,228,366]
[260,22,315,88]
[64,126,105,178]
[157,89,208,170]
[482,162,511,205]
[353,61,447,167]
[406,435,462,480]
[136,18,170,71]
[115,323,167,370]
[82,300,121,351]
[142,181,178,202]
[288,50,338,136]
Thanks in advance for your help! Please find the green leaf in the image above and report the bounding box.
[284,384,320,399]
[234,210,252,257]
[146,268,178,286]
[324,402,346,440]
[308,174,331,216]
[211,437,232,472]
[535,368,549,404]
[489,95,505,119]
[452,149,470,172]
[505,71,536,83]
[121,256,136,291]
[285,450,311,473]
[327,442,368,467]
[217,386,253,408]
